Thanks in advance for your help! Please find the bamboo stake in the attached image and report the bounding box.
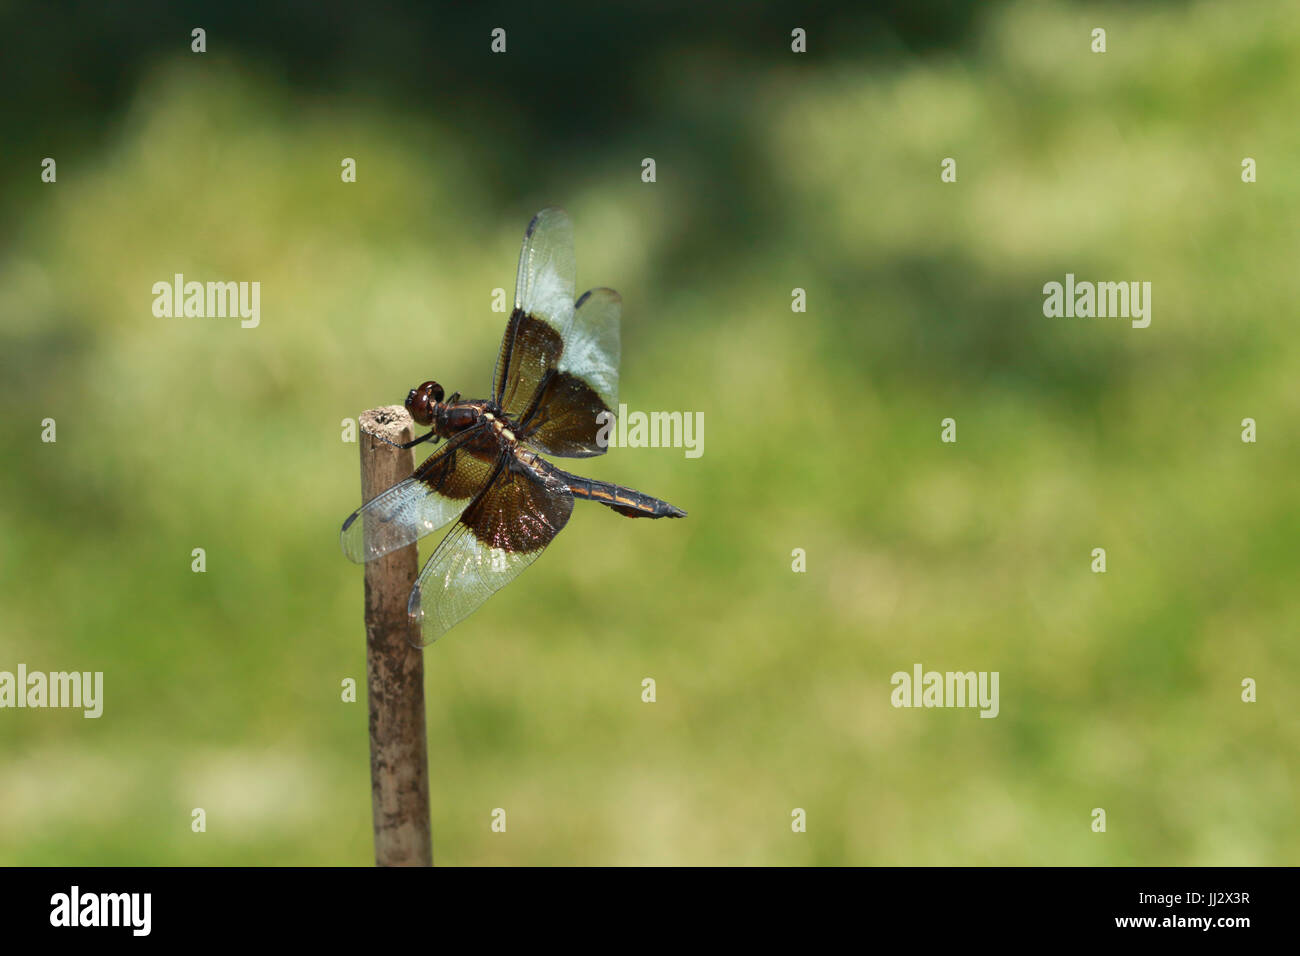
[359,405,433,866]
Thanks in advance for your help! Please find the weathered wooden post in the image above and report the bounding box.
[358,405,433,866]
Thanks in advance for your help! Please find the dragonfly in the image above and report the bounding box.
[341,208,686,644]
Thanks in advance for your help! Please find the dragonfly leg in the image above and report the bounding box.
[373,430,440,450]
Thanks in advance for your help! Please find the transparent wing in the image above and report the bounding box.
[340,424,495,563]
[492,208,575,414]
[514,207,576,339]
[518,287,621,457]
[560,286,619,412]
[408,455,573,644]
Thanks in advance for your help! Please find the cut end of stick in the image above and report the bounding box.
[360,405,415,446]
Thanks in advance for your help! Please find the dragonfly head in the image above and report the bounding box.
[406,380,445,426]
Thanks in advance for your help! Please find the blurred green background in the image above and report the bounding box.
[2,0,1296,865]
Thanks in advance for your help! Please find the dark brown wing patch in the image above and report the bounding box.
[518,370,613,458]
[493,308,564,418]
[462,456,574,552]
[411,427,497,498]
[407,455,574,643]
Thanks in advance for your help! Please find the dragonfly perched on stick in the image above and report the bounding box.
[341,208,686,644]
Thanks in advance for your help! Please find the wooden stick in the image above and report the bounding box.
[359,405,433,866]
